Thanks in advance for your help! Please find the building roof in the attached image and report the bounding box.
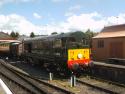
[0,32,21,44]
[93,24,125,38]
[0,32,13,40]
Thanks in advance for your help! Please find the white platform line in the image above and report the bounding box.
[0,79,13,94]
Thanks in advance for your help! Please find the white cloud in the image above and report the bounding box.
[107,13,125,25]
[63,12,125,32]
[63,12,106,31]
[33,13,42,19]
[0,14,64,35]
[65,5,81,17]
[0,14,43,35]
[69,5,81,11]
[1,12,125,36]
[64,12,74,17]
[51,0,68,3]
[37,12,106,35]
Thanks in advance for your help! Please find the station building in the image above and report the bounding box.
[92,24,125,61]
[0,32,16,53]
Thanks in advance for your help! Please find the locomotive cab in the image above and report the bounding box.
[67,38,93,71]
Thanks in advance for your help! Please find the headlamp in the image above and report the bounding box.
[77,53,83,59]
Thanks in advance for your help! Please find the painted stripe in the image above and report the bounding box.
[0,40,20,42]
[68,59,90,63]
[68,59,91,69]
[0,79,13,94]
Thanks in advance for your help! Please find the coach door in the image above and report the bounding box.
[110,42,123,58]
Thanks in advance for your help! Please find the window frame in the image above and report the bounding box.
[97,40,104,48]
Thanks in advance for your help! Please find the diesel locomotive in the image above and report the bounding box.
[10,32,93,74]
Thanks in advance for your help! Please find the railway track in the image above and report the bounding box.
[77,79,117,94]
[77,76,125,94]
[2,59,125,94]
[0,62,42,94]
[0,59,74,94]
[86,75,125,88]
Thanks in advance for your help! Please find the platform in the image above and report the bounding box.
[92,61,125,85]
[0,85,5,94]
[94,61,125,69]
[0,79,12,94]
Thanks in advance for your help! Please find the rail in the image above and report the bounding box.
[0,59,74,94]
[77,79,118,94]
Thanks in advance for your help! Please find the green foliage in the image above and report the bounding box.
[70,31,85,42]
[10,31,15,38]
[30,32,35,38]
[84,29,98,47]
[10,31,19,38]
[70,29,98,47]
[85,29,94,39]
[15,32,19,38]
[51,32,58,35]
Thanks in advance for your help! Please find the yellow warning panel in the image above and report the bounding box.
[68,49,90,61]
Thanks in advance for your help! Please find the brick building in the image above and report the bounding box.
[0,32,15,53]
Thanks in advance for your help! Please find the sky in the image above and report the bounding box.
[0,0,125,35]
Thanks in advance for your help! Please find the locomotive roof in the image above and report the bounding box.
[24,32,73,42]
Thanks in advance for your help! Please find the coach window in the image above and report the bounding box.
[97,40,104,48]
[53,39,62,48]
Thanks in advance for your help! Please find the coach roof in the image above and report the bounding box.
[24,32,73,41]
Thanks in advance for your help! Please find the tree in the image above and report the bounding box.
[10,31,16,38]
[85,29,98,39]
[51,32,58,35]
[15,32,19,38]
[85,29,98,47]
[85,29,91,39]
[30,32,35,38]
[71,31,85,42]
[10,31,20,38]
